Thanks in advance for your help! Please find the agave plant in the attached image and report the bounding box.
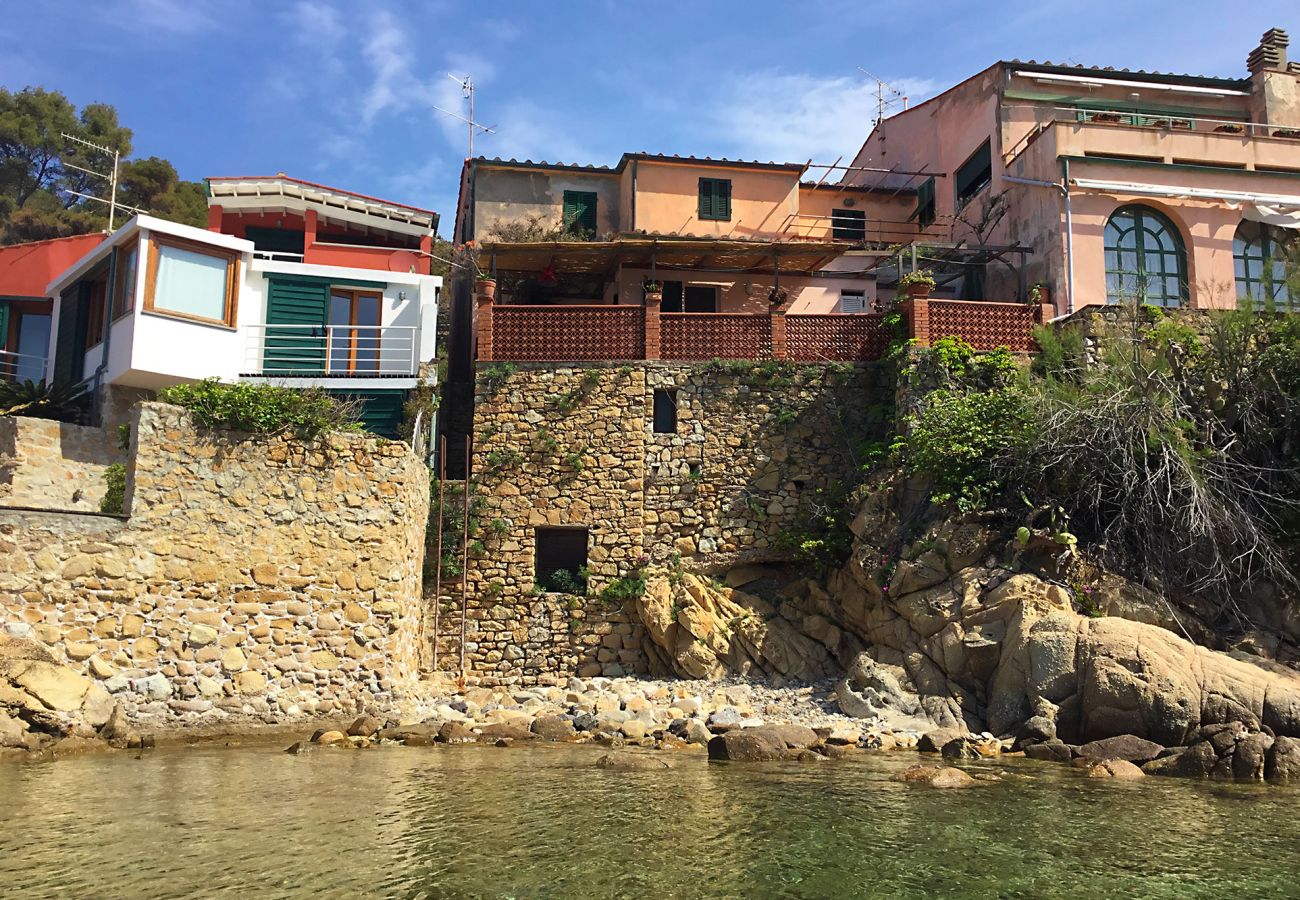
[0,378,87,421]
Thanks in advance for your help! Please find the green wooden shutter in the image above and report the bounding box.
[915,177,936,227]
[53,288,85,385]
[717,179,731,219]
[330,389,405,437]
[0,303,10,354]
[263,275,330,374]
[562,191,598,236]
[699,179,731,221]
[698,179,712,220]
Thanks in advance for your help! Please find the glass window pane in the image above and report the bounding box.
[154,244,229,320]
[15,313,51,382]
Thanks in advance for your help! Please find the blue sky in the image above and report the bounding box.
[1,1,1293,235]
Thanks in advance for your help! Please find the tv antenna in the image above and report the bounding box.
[857,68,909,125]
[60,132,145,230]
[433,74,497,157]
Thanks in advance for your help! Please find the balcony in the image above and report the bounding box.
[0,349,47,384]
[241,324,419,382]
[476,298,1044,363]
[1006,105,1300,170]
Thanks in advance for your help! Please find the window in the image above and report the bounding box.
[698,178,732,221]
[1104,205,1187,307]
[838,290,866,314]
[83,275,107,351]
[653,389,678,433]
[535,527,589,593]
[562,190,598,236]
[914,177,936,227]
[112,240,138,321]
[661,281,684,312]
[684,285,718,313]
[328,289,383,373]
[144,234,240,327]
[13,312,50,382]
[955,140,993,210]
[831,208,866,240]
[1234,220,1295,310]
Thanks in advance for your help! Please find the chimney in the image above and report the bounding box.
[1247,28,1289,74]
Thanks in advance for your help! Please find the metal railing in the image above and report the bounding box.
[0,349,48,383]
[241,324,419,377]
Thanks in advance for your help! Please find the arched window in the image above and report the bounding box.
[1104,205,1187,307]
[1234,220,1295,310]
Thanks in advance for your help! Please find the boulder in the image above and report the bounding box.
[918,728,967,753]
[894,764,975,788]
[476,722,533,741]
[1084,759,1146,781]
[1076,735,1164,764]
[436,722,476,744]
[594,753,671,771]
[836,654,923,721]
[530,716,577,742]
[347,715,384,738]
[1266,736,1300,781]
[707,725,819,761]
[1023,740,1073,764]
[315,730,348,746]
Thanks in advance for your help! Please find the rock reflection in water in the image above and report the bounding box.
[2,743,1298,899]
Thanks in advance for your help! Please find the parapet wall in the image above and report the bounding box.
[457,361,884,683]
[0,402,429,726]
[0,416,121,513]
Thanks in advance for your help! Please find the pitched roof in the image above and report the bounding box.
[0,234,107,299]
[205,174,437,230]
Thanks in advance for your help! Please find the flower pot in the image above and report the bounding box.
[476,279,497,300]
[644,290,663,306]
[906,283,931,300]
[1213,124,1244,134]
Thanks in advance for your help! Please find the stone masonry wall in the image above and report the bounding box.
[456,361,883,684]
[0,402,429,727]
[0,416,122,513]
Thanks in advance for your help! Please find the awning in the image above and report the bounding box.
[1071,178,1300,225]
[477,237,870,277]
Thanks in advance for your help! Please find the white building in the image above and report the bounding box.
[44,176,443,437]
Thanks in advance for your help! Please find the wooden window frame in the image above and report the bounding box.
[111,239,139,322]
[954,139,993,211]
[83,274,108,352]
[831,208,867,240]
[143,233,241,329]
[328,288,384,374]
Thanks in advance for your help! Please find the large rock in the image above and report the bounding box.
[1076,735,1164,764]
[894,764,975,788]
[1266,736,1300,781]
[1084,759,1145,781]
[595,753,671,771]
[707,725,819,761]
[836,654,924,723]
[530,716,577,742]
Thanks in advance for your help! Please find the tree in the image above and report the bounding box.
[0,86,205,244]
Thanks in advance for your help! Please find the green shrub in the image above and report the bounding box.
[538,567,588,595]
[0,379,85,422]
[100,463,126,515]
[894,386,1035,512]
[158,380,359,438]
[116,423,131,450]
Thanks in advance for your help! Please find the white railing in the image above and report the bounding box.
[0,349,47,384]
[241,324,419,377]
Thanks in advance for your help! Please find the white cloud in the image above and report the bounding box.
[703,70,941,166]
[113,0,221,35]
[286,0,345,47]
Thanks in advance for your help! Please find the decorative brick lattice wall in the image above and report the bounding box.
[659,314,773,360]
[493,305,645,361]
[786,314,889,362]
[925,300,1038,351]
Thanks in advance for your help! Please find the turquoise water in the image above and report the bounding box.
[1,742,1296,898]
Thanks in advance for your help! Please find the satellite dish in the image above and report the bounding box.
[388,249,418,273]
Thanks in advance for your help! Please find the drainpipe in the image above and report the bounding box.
[1002,172,1074,314]
[630,159,638,232]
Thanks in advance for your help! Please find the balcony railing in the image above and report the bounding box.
[476,296,1048,363]
[492,305,645,361]
[661,313,772,360]
[0,349,47,383]
[241,324,419,377]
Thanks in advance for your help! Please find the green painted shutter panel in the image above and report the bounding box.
[717,180,731,219]
[699,178,731,221]
[0,303,9,353]
[53,288,84,385]
[915,177,936,227]
[562,191,597,236]
[330,389,405,438]
[263,275,330,374]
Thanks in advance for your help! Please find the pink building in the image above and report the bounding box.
[846,27,1300,313]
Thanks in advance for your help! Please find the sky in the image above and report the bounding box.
[1,1,1294,236]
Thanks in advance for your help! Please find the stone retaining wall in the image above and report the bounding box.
[457,361,883,683]
[0,402,429,727]
[0,416,122,513]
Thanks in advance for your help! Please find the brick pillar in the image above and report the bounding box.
[644,290,662,360]
[770,310,788,360]
[475,281,496,361]
[1037,302,1055,324]
[901,297,930,346]
[206,204,223,232]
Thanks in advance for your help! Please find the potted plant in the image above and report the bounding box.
[1273,128,1300,139]
[643,279,663,296]
[1029,282,1051,307]
[767,286,789,308]
[1092,112,1122,124]
[1213,122,1245,134]
[475,275,497,300]
[898,269,936,300]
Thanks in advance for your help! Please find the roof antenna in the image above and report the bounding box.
[857,68,909,125]
[60,132,146,230]
[434,74,497,158]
